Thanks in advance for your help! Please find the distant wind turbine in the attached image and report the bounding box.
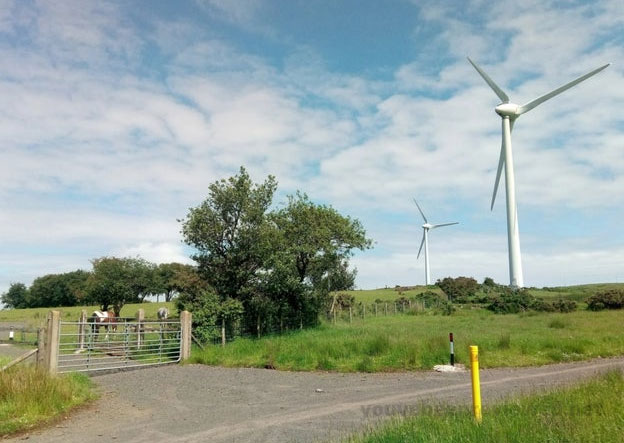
[468,57,609,288]
[413,199,458,286]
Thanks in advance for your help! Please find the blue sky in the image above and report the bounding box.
[1,0,623,295]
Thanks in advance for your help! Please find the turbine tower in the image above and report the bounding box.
[468,58,609,288]
[414,199,458,286]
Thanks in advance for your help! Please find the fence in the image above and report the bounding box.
[0,310,192,374]
[328,300,429,324]
[201,299,440,347]
[0,324,38,345]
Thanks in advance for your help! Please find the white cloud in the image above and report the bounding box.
[1,0,623,294]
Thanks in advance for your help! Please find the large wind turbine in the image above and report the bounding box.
[468,58,609,288]
[414,199,458,286]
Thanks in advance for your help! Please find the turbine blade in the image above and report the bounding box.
[467,57,509,103]
[491,120,514,210]
[517,64,610,114]
[413,198,428,223]
[431,222,459,229]
[491,141,505,210]
[417,232,425,259]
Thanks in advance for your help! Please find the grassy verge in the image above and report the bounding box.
[190,309,624,372]
[348,370,624,442]
[0,366,96,436]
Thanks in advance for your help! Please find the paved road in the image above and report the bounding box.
[8,357,624,443]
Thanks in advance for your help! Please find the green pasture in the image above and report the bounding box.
[343,287,442,303]
[344,283,624,304]
[0,302,177,328]
[348,370,624,443]
[191,308,624,372]
[526,283,624,302]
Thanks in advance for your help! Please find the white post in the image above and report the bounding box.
[502,117,524,288]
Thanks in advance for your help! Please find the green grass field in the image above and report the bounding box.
[190,308,624,372]
[0,302,177,328]
[0,366,95,436]
[344,283,624,304]
[344,287,443,303]
[348,370,624,442]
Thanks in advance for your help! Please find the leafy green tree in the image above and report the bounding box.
[180,168,373,335]
[310,259,358,292]
[85,257,155,316]
[180,166,277,302]
[271,192,372,285]
[28,270,89,307]
[157,263,198,302]
[1,282,30,309]
[436,276,479,302]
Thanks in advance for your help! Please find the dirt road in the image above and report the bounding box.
[7,357,624,442]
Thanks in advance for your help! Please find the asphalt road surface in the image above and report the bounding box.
[7,357,624,442]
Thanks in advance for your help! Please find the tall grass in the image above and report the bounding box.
[0,366,95,436]
[349,370,624,442]
[191,309,624,372]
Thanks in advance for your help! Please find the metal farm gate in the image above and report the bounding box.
[56,318,182,374]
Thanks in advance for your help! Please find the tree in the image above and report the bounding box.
[180,168,373,335]
[310,259,358,292]
[436,276,479,302]
[28,270,89,307]
[157,263,198,302]
[1,282,30,309]
[271,192,372,285]
[180,166,277,302]
[85,257,155,316]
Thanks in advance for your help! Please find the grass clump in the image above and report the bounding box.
[0,366,96,436]
[349,370,624,442]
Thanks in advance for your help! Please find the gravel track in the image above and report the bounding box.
[6,357,624,442]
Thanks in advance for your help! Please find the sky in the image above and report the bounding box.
[1,0,623,296]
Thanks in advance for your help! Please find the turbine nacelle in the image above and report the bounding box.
[422,223,433,230]
[495,103,520,118]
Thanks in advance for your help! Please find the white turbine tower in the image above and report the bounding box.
[414,199,458,286]
[468,58,609,288]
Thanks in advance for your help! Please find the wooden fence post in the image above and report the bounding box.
[221,317,226,347]
[44,310,60,374]
[180,311,192,361]
[384,303,388,315]
[37,327,45,367]
[78,309,87,350]
[349,306,352,323]
[136,309,145,349]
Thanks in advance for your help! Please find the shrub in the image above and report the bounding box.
[412,291,446,308]
[436,276,479,303]
[487,289,578,315]
[551,299,577,313]
[587,290,624,311]
[334,292,355,308]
